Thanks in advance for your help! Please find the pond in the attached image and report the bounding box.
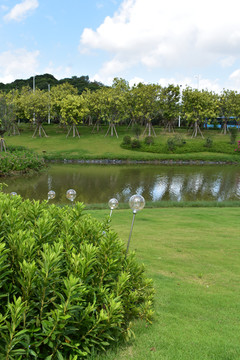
[2,163,240,204]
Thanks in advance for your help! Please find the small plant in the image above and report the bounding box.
[144,136,154,145]
[131,139,141,149]
[229,127,238,144]
[122,135,132,146]
[167,137,176,152]
[204,137,213,148]
[132,124,142,139]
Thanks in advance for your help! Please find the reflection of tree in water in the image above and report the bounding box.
[3,165,240,203]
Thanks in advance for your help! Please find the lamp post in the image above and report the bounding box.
[178,84,182,128]
[108,198,119,217]
[66,189,76,205]
[48,84,51,125]
[48,190,56,201]
[126,194,145,257]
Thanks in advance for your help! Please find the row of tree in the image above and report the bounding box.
[1,77,240,138]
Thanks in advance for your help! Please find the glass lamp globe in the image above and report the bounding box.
[108,198,119,210]
[48,190,56,200]
[10,192,17,197]
[66,189,76,202]
[129,194,145,213]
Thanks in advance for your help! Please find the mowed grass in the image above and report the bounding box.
[85,207,240,360]
[5,123,240,162]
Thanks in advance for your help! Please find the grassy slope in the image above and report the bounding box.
[86,207,240,360]
[5,124,240,162]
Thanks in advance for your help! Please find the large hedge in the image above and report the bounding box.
[0,193,154,359]
[0,148,45,176]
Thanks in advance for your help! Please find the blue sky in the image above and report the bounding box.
[1,0,240,92]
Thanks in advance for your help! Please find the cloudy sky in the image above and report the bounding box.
[1,0,240,92]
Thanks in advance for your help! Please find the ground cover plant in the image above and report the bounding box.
[88,207,240,360]
[4,124,240,163]
[0,146,45,176]
[0,192,154,359]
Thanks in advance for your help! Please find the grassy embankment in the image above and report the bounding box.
[4,123,240,163]
[86,207,240,360]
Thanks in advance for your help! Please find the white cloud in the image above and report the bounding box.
[220,56,236,68]
[0,49,39,83]
[80,0,240,85]
[129,76,145,87]
[4,0,38,22]
[43,63,72,80]
[158,76,222,93]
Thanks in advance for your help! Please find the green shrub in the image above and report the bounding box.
[131,139,141,149]
[122,135,132,146]
[0,150,45,175]
[0,193,154,359]
[144,136,154,145]
[204,137,213,148]
[166,135,186,152]
[229,127,238,144]
[166,137,176,152]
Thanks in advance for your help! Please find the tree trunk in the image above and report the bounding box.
[66,123,80,138]
[105,121,118,138]
[142,120,156,137]
[32,123,48,138]
[191,121,204,138]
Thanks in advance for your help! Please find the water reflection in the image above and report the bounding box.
[2,164,240,204]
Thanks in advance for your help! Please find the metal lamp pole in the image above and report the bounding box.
[126,194,145,257]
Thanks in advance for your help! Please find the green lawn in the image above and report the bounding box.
[4,123,240,162]
[85,207,240,360]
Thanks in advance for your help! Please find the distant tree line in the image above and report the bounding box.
[1,76,240,138]
[0,74,104,94]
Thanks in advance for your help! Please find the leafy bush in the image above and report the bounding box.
[0,193,154,359]
[166,135,186,152]
[122,135,132,146]
[144,136,154,145]
[229,127,238,144]
[204,137,213,148]
[131,139,141,149]
[0,150,45,175]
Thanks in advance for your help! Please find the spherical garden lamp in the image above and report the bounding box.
[48,190,56,201]
[66,189,76,204]
[10,192,17,197]
[126,194,145,257]
[108,198,119,217]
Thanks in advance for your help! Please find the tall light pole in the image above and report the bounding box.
[194,74,200,90]
[48,84,51,124]
[33,75,35,124]
[178,84,182,128]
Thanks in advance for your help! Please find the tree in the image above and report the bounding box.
[161,84,180,133]
[50,83,78,123]
[20,88,49,137]
[132,83,161,137]
[95,78,129,138]
[182,87,217,138]
[60,94,89,137]
[217,89,238,135]
[5,89,20,135]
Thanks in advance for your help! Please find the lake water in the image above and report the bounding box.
[2,163,240,204]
